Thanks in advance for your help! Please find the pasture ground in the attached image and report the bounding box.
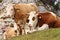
[9,28,60,40]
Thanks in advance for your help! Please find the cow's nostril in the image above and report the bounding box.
[28,24,32,30]
[28,24,32,27]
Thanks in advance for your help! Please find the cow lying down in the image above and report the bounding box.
[37,12,60,31]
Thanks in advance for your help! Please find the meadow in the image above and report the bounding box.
[9,28,60,40]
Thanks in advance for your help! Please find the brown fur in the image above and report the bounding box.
[13,3,38,34]
[54,17,60,28]
[38,12,60,28]
[3,27,17,39]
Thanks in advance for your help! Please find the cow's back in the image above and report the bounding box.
[54,17,60,28]
[13,3,38,14]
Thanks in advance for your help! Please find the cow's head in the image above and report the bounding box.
[3,23,19,39]
[37,12,57,29]
[37,12,52,27]
[38,12,56,22]
[38,12,50,20]
[26,11,38,30]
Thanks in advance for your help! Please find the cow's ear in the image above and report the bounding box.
[39,16,42,19]
[13,4,18,9]
[25,14,29,18]
[13,4,15,8]
[38,14,42,19]
[36,13,38,15]
[35,13,38,17]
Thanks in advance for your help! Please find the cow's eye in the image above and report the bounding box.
[16,8,20,10]
[15,30,17,33]
[16,9,20,12]
[26,19,29,23]
[32,17,35,21]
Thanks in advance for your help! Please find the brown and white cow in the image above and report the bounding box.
[37,12,60,31]
[3,26,17,39]
[0,18,19,39]
[13,3,38,35]
[24,11,38,34]
[3,22,19,39]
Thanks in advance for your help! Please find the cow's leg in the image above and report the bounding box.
[14,18,18,24]
[20,15,29,35]
[3,32,7,39]
[13,21,20,36]
[14,18,21,35]
[24,29,28,34]
[37,24,49,31]
[22,23,26,35]
[15,30,19,36]
[22,18,29,35]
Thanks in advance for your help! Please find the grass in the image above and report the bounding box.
[9,28,60,40]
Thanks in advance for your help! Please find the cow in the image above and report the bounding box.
[2,20,19,39]
[37,12,60,31]
[0,18,19,39]
[13,3,38,35]
[24,11,38,34]
[3,24,17,39]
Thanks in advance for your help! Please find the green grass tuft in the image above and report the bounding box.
[9,28,60,40]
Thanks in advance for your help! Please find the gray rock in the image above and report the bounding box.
[38,6,48,12]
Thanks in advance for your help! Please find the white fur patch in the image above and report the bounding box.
[37,24,49,31]
[13,22,18,30]
[24,11,38,34]
[25,23,37,34]
[49,12,57,20]
[49,12,56,17]
[3,32,6,39]
[28,11,38,28]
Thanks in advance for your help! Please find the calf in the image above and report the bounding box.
[24,11,38,34]
[37,12,60,30]
[13,3,38,35]
[0,18,19,39]
[3,22,19,39]
[3,26,17,39]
